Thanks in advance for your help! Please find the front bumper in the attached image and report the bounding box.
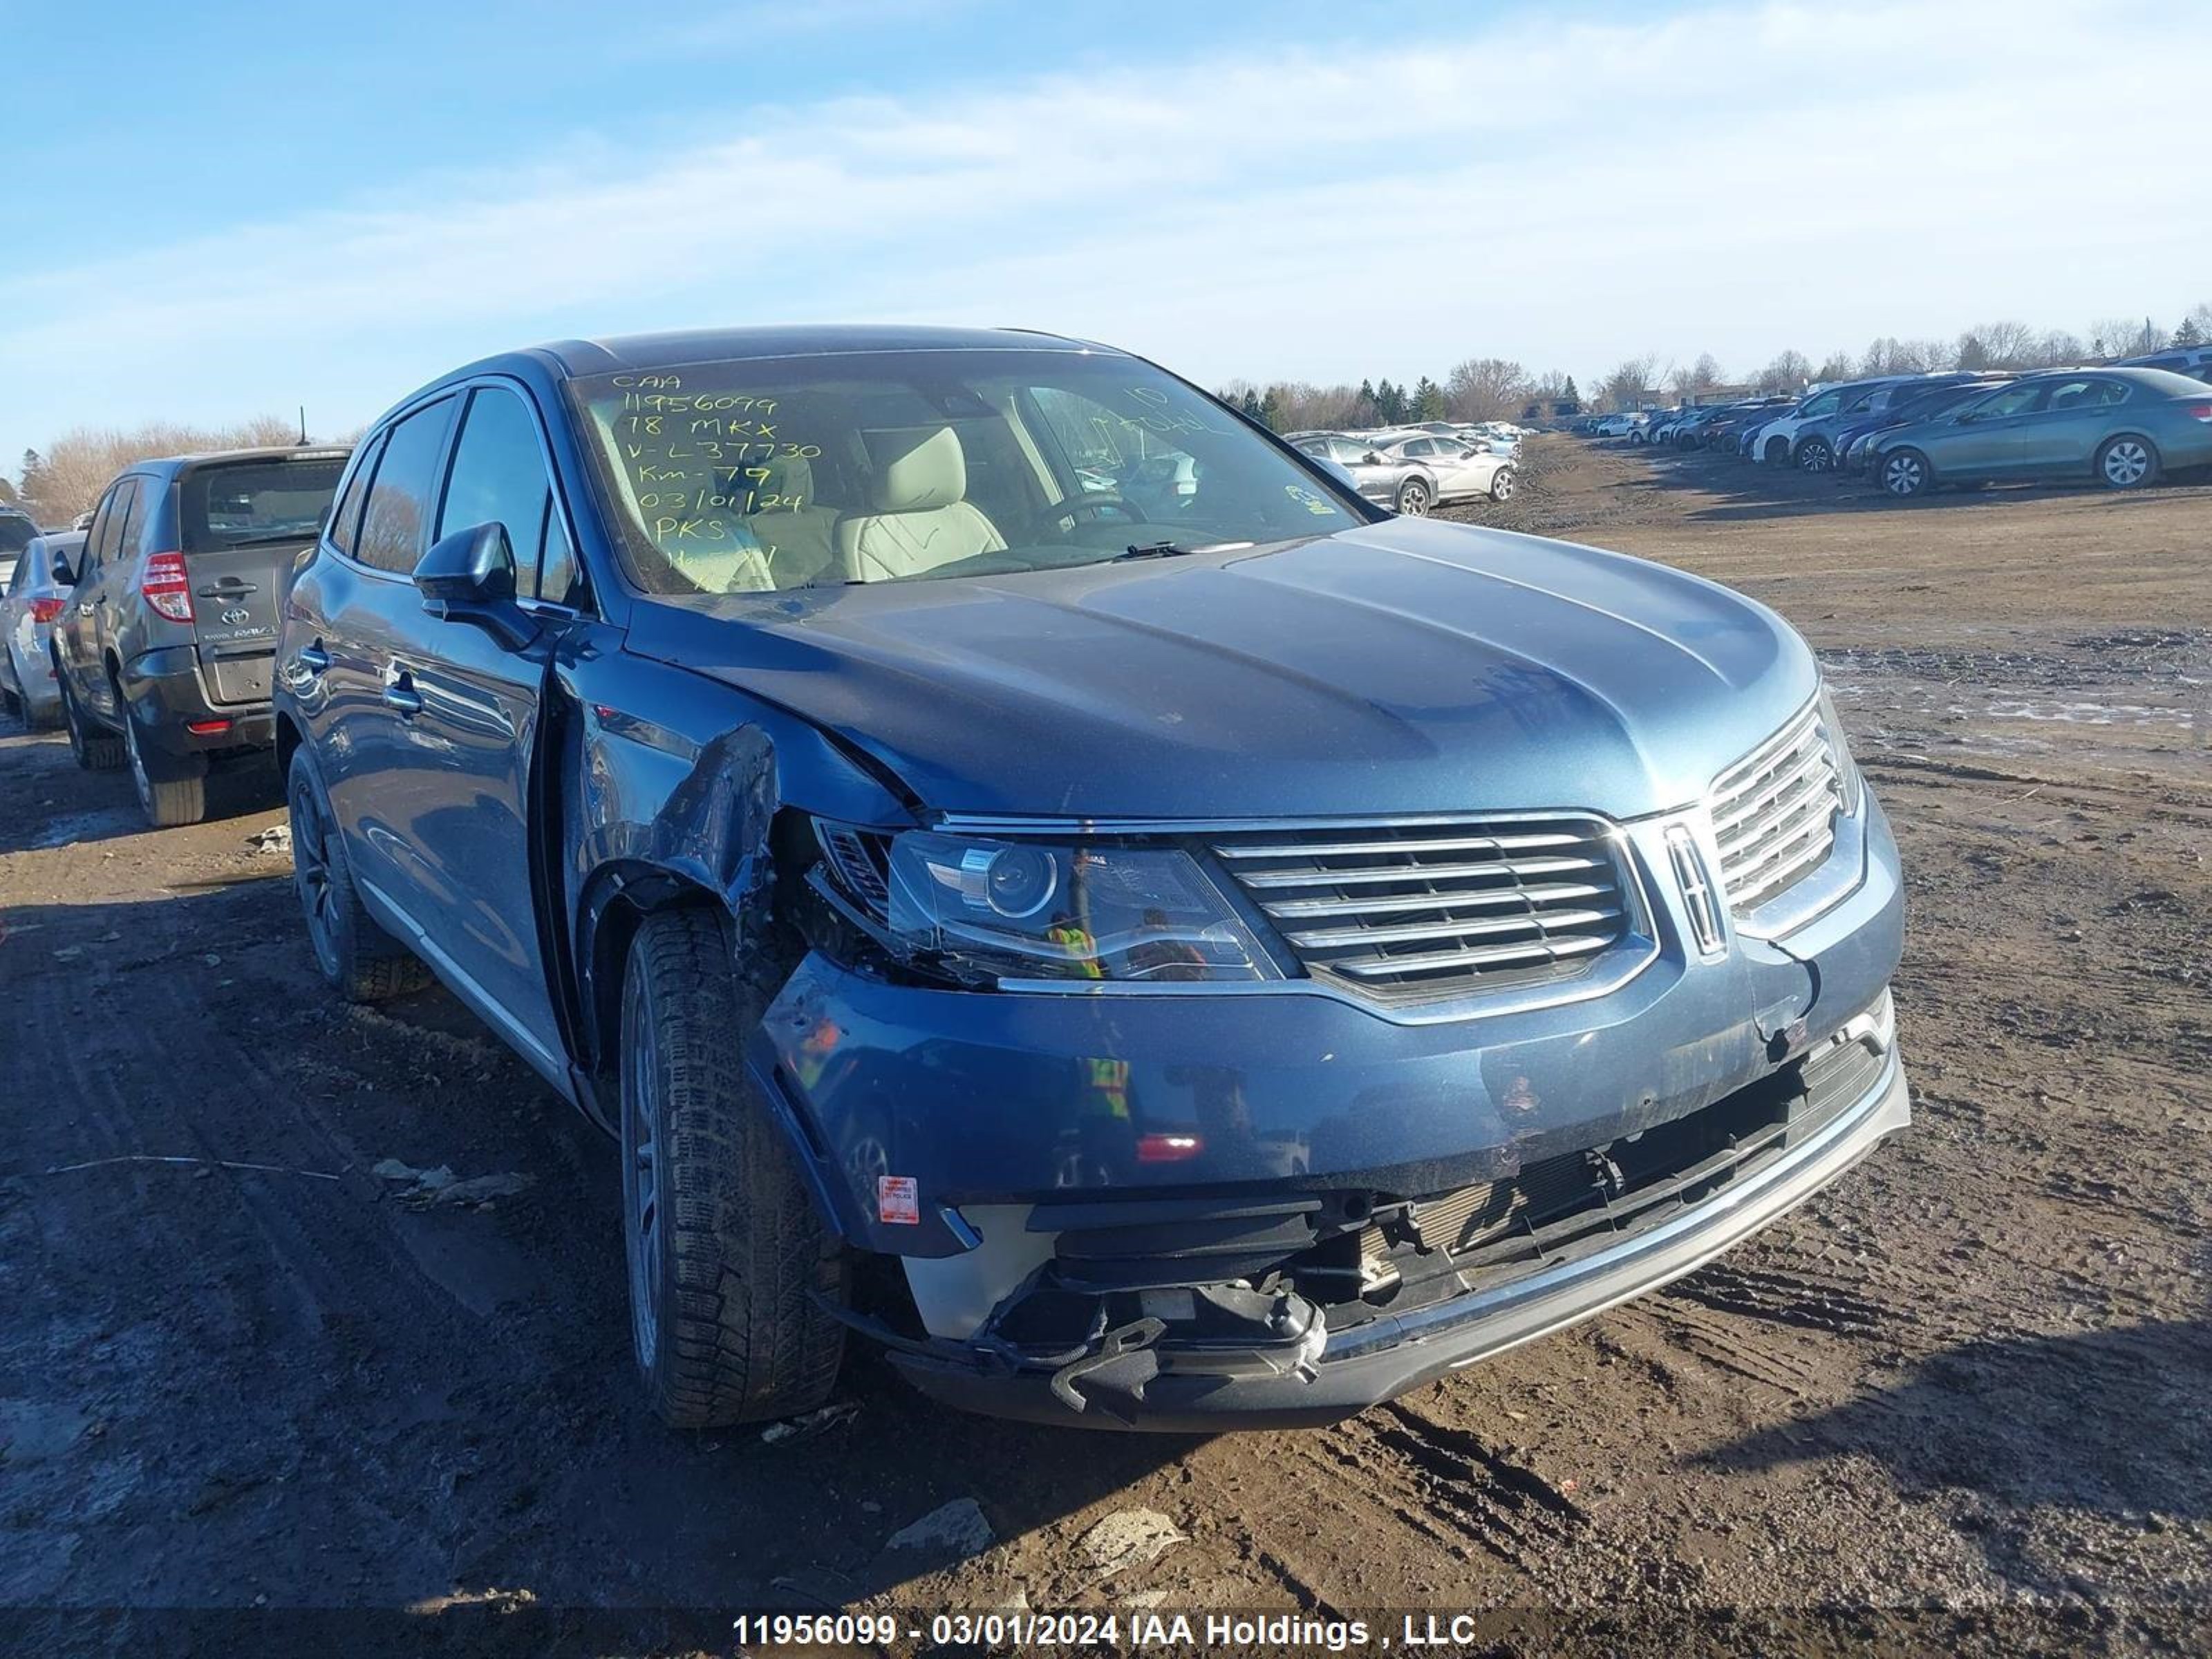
[888,1037,1907,1430]
[756,794,1906,1427]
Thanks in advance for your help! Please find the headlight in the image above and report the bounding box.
[1816,685,1866,816]
[828,827,1282,985]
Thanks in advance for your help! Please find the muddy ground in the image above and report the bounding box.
[2,440,2208,1654]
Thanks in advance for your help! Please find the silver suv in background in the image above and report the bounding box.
[1288,431,1518,514]
[1,529,82,729]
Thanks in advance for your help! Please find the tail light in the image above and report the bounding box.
[142,552,193,622]
[2186,402,2212,424]
[1135,1132,1204,1163]
[28,597,64,624]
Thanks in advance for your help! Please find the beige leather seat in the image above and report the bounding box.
[662,530,773,596]
[834,426,1006,582]
[743,452,841,590]
[581,395,772,594]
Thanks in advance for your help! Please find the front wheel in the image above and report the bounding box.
[621,908,847,1427]
[62,678,125,771]
[2096,435,2158,490]
[1394,476,1432,516]
[1880,449,1933,498]
[1488,467,1517,503]
[1797,438,1834,474]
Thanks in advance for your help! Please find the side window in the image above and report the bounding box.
[109,478,144,565]
[538,502,579,606]
[82,485,122,577]
[356,399,456,574]
[1801,391,1839,418]
[1973,384,2044,418]
[327,435,382,558]
[436,385,557,595]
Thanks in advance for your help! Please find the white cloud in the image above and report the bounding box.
[6,0,2206,462]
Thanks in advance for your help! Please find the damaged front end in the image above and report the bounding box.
[838,997,1904,1429]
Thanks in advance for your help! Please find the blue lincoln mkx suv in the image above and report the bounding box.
[274,326,1907,1430]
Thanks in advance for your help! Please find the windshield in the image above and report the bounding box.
[568,348,1363,596]
[181,457,346,552]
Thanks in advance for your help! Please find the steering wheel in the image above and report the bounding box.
[1047,489,1147,527]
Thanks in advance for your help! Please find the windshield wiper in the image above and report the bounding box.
[1114,538,1256,563]
[1116,541,1192,561]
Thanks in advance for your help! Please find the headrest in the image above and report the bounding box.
[749,451,814,509]
[870,426,966,514]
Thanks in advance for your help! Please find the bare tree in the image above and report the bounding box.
[2087,316,2164,361]
[1813,351,1855,384]
[2033,330,2086,367]
[1443,358,1528,422]
[17,416,306,524]
[1594,355,1660,413]
[1754,350,1811,394]
[1965,320,2039,369]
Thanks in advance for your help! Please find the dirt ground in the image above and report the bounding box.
[3,440,2209,1654]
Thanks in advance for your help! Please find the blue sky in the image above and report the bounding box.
[5,0,2205,465]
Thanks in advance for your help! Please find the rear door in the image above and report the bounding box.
[371,380,568,1076]
[88,478,147,719]
[55,482,121,706]
[2016,376,2129,473]
[314,398,457,904]
[179,454,347,707]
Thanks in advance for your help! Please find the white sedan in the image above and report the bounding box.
[1369,433,1517,505]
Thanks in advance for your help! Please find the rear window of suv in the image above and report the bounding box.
[180,457,347,553]
[0,514,36,555]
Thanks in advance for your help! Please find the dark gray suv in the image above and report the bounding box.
[53,447,348,825]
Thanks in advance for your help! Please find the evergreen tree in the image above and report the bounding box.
[2174,317,2204,348]
[1354,379,1379,428]
[1259,388,1283,431]
[1413,377,1447,421]
[1562,375,1580,407]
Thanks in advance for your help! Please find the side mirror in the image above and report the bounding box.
[50,554,76,587]
[414,522,536,652]
[1363,451,1385,465]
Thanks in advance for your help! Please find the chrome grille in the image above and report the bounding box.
[1212,817,1633,1000]
[1710,701,1844,916]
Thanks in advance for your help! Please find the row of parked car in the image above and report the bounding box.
[1280,422,1524,516]
[1588,346,2212,496]
[0,328,1911,1437]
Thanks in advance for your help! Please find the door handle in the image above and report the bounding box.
[297,639,330,674]
[383,675,423,717]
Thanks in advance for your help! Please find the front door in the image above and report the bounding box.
[1933,382,2046,476]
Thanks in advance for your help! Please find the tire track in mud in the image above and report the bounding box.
[1227,1394,1586,1594]
[1663,1262,1891,1338]
[3,867,571,1599]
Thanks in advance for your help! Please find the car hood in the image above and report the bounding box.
[625,518,1817,822]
